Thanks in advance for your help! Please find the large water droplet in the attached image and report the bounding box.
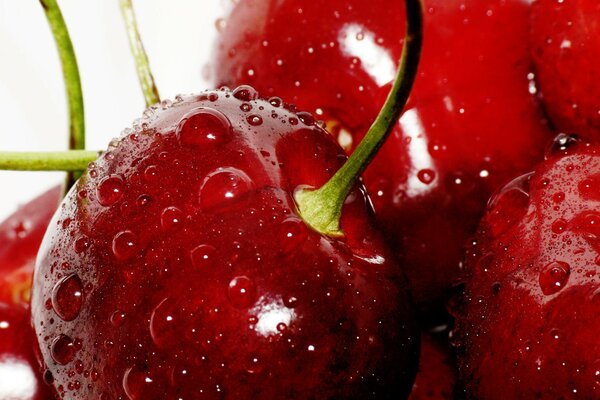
[228,276,256,308]
[176,108,232,147]
[545,133,580,159]
[247,114,263,126]
[112,231,138,261]
[539,261,571,295]
[149,298,177,348]
[190,244,216,269]
[160,207,183,232]
[198,167,254,211]
[279,218,308,253]
[123,367,155,400]
[232,85,259,101]
[51,334,77,365]
[52,274,83,321]
[97,175,125,206]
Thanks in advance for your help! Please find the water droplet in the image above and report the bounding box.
[545,133,580,159]
[247,114,263,126]
[160,207,183,232]
[551,219,568,234]
[149,298,177,348]
[52,274,83,321]
[190,244,216,268]
[176,107,232,147]
[240,103,252,112]
[97,175,125,206]
[110,310,126,327]
[198,167,254,211]
[279,218,308,253]
[552,192,565,203]
[297,112,315,125]
[284,296,298,308]
[539,261,571,295]
[417,169,436,184]
[269,97,282,107]
[232,85,259,101]
[112,231,138,261]
[123,366,155,400]
[143,165,159,182]
[51,334,77,365]
[228,276,256,308]
[74,237,90,254]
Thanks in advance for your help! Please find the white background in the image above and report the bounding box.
[0,1,227,220]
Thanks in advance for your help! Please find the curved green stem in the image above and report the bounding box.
[295,0,423,237]
[120,0,161,106]
[40,0,86,189]
[0,151,98,171]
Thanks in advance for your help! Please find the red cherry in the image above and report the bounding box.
[31,89,418,399]
[454,137,600,398]
[531,0,600,139]
[0,187,60,400]
[211,0,553,307]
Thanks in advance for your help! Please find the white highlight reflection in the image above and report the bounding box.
[399,109,436,197]
[339,24,396,86]
[0,357,37,399]
[251,296,295,337]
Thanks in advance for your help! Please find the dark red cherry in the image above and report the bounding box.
[211,0,552,307]
[454,138,600,398]
[31,89,418,399]
[0,187,60,399]
[531,0,600,139]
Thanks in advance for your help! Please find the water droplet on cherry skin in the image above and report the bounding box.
[112,230,138,261]
[96,175,126,206]
[417,168,436,185]
[539,261,571,295]
[198,167,254,211]
[228,276,256,308]
[176,107,232,147]
[160,206,183,232]
[51,334,77,365]
[122,366,157,400]
[247,114,263,126]
[279,218,309,253]
[232,85,259,101]
[190,244,216,269]
[52,274,84,321]
[149,297,178,349]
[544,133,581,159]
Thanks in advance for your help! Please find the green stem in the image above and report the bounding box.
[0,151,98,171]
[295,0,423,237]
[40,0,86,189]
[119,0,161,107]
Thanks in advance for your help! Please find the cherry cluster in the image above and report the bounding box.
[0,0,598,399]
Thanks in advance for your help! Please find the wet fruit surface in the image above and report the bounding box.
[32,88,418,399]
[211,0,552,307]
[0,187,60,399]
[454,137,600,398]
[531,0,600,139]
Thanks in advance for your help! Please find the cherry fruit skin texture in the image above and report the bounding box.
[212,0,552,307]
[0,187,60,400]
[531,0,600,139]
[454,138,600,398]
[31,88,418,399]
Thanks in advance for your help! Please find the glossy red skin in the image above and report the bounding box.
[455,140,600,398]
[31,88,418,399]
[211,0,552,307]
[531,0,600,139]
[0,187,60,400]
[409,330,458,400]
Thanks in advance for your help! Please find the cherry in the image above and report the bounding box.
[453,136,600,398]
[211,0,553,307]
[31,89,419,399]
[531,0,600,139]
[0,187,60,399]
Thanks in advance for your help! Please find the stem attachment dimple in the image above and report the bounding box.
[295,0,424,237]
[39,0,85,189]
[120,0,161,107]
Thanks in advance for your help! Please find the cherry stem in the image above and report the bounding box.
[40,0,85,189]
[295,0,423,237]
[120,0,161,107]
[0,151,98,171]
